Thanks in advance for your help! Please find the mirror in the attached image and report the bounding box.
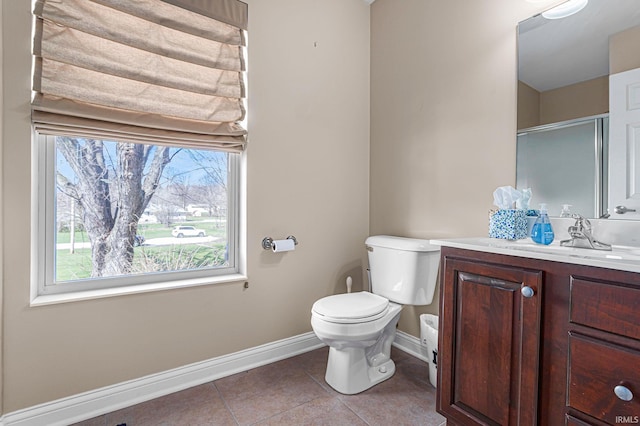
[517,0,640,218]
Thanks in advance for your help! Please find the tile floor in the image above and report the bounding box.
[73,346,446,426]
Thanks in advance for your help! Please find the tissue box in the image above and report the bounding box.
[489,209,528,240]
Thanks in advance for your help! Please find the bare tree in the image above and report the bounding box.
[192,181,225,219]
[168,175,194,211]
[56,138,172,277]
[187,150,227,190]
[187,151,228,220]
[154,201,182,227]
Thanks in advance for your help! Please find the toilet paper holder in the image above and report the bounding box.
[262,235,298,250]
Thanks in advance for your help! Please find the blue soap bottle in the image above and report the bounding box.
[531,203,554,245]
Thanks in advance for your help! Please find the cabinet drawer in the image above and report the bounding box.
[570,278,640,340]
[568,333,640,424]
[566,415,598,426]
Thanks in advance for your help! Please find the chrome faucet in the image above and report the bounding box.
[560,214,611,251]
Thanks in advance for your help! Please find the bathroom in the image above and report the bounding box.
[2,0,637,424]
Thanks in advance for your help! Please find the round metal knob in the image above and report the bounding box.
[521,286,535,298]
[614,385,634,401]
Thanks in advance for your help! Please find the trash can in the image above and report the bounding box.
[420,314,438,388]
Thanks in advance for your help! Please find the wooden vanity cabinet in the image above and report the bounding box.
[437,252,543,425]
[436,246,640,426]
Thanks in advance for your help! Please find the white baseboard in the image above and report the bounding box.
[2,332,325,426]
[393,330,429,363]
[0,330,428,426]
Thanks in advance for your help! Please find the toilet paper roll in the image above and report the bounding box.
[272,238,296,252]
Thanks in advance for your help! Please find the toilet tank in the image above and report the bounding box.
[365,235,440,305]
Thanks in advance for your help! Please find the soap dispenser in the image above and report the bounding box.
[531,203,554,245]
[560,204,572,218]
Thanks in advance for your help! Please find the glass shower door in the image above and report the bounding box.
[516,117,607,218]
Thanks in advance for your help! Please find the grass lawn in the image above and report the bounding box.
[56,248,93,281]
[55,240,227,282]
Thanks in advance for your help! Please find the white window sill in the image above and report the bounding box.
[30,274,249,307]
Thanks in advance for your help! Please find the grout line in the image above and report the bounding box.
[248,395,323,426]
[211,381,240,426]
[292,371,372,426]
[336,398,371,426]
[335,394,372,426]
[297,357,371,425]
[303,370,335,396]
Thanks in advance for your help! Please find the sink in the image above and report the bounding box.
[430,237,640,274]
[509,240,640,262]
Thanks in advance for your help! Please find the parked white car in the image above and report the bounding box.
[171,225,206,238]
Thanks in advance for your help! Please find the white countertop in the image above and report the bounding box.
[430,237,640,274]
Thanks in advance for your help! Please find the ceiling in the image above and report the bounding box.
[518,0,640,92]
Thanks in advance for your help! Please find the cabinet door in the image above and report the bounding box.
[437,257,543,425]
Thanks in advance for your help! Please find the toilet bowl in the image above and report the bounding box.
[310,236,440,394]
[311,292,403,394]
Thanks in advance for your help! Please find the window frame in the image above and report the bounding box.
[31,133,246,305]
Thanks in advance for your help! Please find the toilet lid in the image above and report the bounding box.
[312,292,389,320]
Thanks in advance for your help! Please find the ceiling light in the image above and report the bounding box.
[542,0,588,20]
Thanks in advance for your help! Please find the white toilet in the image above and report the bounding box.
[311,235,440,394]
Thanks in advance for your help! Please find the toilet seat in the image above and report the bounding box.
[312,292,389,324]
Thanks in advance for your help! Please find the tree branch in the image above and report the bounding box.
[141,146,171,210]
[56,172,79,200]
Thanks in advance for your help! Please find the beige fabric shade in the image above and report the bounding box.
[32,0,248,151]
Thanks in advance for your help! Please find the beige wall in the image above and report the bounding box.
[517,81,540,130]
[1,0,370,412]
[518,77,609,130]
[369,0,560,336]
[539,76,609,125]
[610,25,640,75]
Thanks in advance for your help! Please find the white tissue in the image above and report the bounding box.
[516,188,532,210]
[272,238,295,252]
[493,186,522,209]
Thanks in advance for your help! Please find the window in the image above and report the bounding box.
[35,135,241,297]
[31,0,248,301]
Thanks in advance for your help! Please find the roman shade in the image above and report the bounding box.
[32,0,248,152]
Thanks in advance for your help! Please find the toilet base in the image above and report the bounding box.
[325,346,396,394]
[323,308,401,395]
